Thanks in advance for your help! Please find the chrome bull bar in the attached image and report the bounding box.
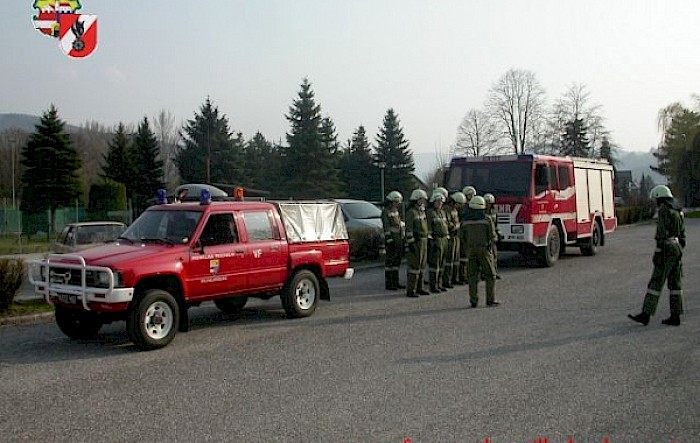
[28,254,116,311]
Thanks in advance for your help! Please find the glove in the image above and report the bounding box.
[680,238,686,248]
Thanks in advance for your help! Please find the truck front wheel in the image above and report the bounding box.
[538,225,561,267]
[127,289,179,351]
[282,270,319,318]
[55,307,102,339]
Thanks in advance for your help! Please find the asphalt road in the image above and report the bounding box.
[1,221,698,443]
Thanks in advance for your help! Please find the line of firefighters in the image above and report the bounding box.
[381,186,502,307]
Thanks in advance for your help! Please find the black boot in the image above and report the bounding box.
[661,314,681,326]
[627,312,650,326]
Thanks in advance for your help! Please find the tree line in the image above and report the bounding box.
[9,78,416,231]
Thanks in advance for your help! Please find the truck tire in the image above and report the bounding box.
[539,225,561,267]
[214,296,248,314]
[55,307,102,339]
[580,222,601,256]
[127,289,179,351]
[282,270,319,318]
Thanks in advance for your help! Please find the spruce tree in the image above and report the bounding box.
[374,109,416,199]
[102,122,135,192]
[130,117,164,213]
[283,78,342,198]
[177,97,246,186]
[20,105,82,233]
[560,118,591,157]
[245,132,282,191]
[340,125,376,200]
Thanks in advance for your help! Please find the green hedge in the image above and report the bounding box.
[615,204,655,225]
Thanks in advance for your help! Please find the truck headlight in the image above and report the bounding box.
[511,225,524,234]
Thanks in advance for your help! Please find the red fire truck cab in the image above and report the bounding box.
[445,154,617,267]
[29,194,353,350]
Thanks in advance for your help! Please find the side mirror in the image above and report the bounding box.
[192,239,204,254]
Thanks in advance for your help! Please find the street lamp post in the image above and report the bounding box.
[378,162,386,201]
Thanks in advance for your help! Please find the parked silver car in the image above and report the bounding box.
[333,199,384,260]
[53,221,127,253]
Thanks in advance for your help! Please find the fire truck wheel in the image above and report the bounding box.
[55,307,103,340]
[539,225,561,267]
[580,222,601,256]
[282,270,319,318]
[127,289,180,351]
[214,296,248,314]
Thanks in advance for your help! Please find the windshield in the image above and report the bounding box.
[341,201,381,220]
[446,161,532,198]
[120,209,202,244]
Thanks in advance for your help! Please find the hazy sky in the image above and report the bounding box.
[3,0,699,156]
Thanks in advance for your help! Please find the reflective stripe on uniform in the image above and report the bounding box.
[670,289,683,295]
[408,269,421,275]
[646,288,661,296]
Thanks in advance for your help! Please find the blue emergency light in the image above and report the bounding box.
[200,189,211,205]
[156,189,168,205]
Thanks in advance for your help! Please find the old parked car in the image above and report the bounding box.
[333,199,384,260]
[53,221,127,253]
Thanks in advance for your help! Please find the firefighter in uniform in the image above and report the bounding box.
[381,190,405,290]
[405,189,430,297]
[427,190,449,293]
[484,193,502,279]
[462,195,499,307]
[443,191,466,288]
[458,186,477,284]
[628,185,686,326]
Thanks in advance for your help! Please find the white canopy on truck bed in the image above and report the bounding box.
[276,202,349,243]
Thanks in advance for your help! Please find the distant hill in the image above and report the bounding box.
[0,113,81,133]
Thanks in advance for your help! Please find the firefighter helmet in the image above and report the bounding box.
[435,187,449,198]
[649,185,673,200]
[409,189,428,201]
[469,195,486,210]
[430,191,445,203]
[386,190,403,203]
[450,191,467,204]
[483,193,495,204]
[462,186,476,199]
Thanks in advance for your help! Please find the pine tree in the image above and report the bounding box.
[374,109,416,199]
[177,97,246,185]
[102,122,135,192]
[339,125,376,200]
[244,132,282,191]
[560,118,591,157]
[283,78,342,198]
[20,105,82,233]
[130,117,164,213]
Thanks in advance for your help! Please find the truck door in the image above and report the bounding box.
[240,209,287,291]
[188,212,247,299]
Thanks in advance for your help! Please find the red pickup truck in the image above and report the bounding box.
[29,197,353,350]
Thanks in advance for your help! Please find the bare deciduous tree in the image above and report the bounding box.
[73,120,111,196]
[486,68,545,154]
[153,109,182,188]
[454,109,500,156]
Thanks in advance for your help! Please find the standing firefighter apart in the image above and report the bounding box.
[628,185,686,326]
[426,189,449,293]
[462,195,500,308]
[405,189,430,297]
[382,191,405,290]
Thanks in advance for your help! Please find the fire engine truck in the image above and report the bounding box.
[445,154,617,267]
